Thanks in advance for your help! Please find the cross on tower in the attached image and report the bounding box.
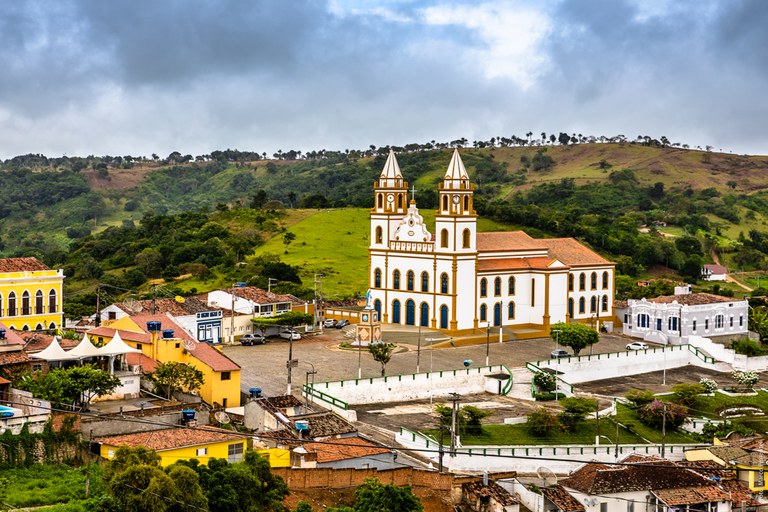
[410,184,417,202]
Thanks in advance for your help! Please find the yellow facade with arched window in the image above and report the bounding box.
[0,258,64,331]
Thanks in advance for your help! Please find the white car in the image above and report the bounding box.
[626,342,649,351]
[279,329,301,340]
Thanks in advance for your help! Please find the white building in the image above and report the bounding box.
[622,292,748,343]
[702,264,728,281]
[368,149,615,335]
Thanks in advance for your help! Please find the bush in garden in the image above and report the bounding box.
[699,378,718,394]
[671,383,706,408]
[638,399,687,429]
[558,397,597,432]
[625,389,655,409]
[533,372,556,393]
[732,371,760,390]
[526,407,560,436]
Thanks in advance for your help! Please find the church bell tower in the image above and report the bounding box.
[370,150,409,249]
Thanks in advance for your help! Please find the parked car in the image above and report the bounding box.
[550,349,570,359]
[335,319,350,328]
[279,329,301,340]
[626,342,649,351]
[240,334,266,346]
[323,319,337,328]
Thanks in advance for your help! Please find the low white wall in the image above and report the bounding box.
[310,365,511,405]
[687,335,768,372]
[504,479,544,512]
[530,345,731,386]
[93,372,141,402]
[395,428,701,473]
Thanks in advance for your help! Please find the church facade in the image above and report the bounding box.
[368,149,615,335]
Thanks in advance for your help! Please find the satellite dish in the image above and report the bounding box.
[536,466,558,486]
[182,339,196,351]
[123,298,143,314]
[175,295,186,303]
[214,411,231,424]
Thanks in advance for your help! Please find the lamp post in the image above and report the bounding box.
[485,321,491,367]
[417,323,422,373]
[304,362,317,406]
[552,329,562,363]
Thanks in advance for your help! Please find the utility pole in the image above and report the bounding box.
[614,399,620,461]
[661,403,667,459]
[268,277,278,294]
[438,425,445,474]
[595,406,600,445]
[485,321,491,367]
[314,274,323,332]
[95,285,101,327]
[286,326,295,395]
[416,323,421,373]
[151,285,157,315]
[449,392,461,455]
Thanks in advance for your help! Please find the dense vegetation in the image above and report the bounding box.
[3,140,768,313]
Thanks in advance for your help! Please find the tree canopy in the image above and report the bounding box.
[550,322,599,356]
[151,361,205,399]
[16,364,121,410]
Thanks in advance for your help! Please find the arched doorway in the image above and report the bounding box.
[405,300,415,325]
[392,300,401,324]
[493,303,501,327]
[420,303,429,326]
[440,305,448,329]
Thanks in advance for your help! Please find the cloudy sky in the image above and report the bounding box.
[0,0,766,159]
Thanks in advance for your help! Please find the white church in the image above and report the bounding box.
[368,149,616,336]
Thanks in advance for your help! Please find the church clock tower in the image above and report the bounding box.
[434,149,477,330]
[370,150,409,249]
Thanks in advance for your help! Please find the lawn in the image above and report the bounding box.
[1,464,101,509]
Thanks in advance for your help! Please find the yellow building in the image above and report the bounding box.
[0,257,64,331]
[686,439,768,492]
[88,314,242,407]
[95,426,248,466]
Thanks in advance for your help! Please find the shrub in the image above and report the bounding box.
[699,378,718,394]
[625,389,655,409]
[526,407,559,436]
[535,392,561,401]
[731,338,768,357]
[558,397,597,431]
[638,399,687,429]
[671,383,706,408]
[533,372,556,393]
[732,370,760,389]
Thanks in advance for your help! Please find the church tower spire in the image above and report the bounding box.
[371,150,409,249]
[438,148,475,217]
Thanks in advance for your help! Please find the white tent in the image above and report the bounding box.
[98,331,141,356]
[30,336,77,361]
[67,333,103,359]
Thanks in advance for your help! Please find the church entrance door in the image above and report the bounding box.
[493,303,501,327]
[405,300,415,325]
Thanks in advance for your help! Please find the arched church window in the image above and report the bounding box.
[578,297,585,314]
[374,268,382,288]
[568,274,574,292]
[377,194,383,209]
[407,270,415,291]
[480,278,488,297]
[393,270,401,290]
[421,272,429,292]
[494,277,501,296]
[442,195,448,211]
[579,273,586,291]
[440,229,448,248]
[480,304,487,322]
[463,195,469,211]
[590,296,597,313]
[440,273,449,294]
[462,229,470,248]
[508,301,515,319]
[375,226,382,244]
[48,290,57,313]
[590,272,597,290]
[508,277,516,295]
[602,271,609,289]
[602,295,608,312]
[397,194,403,209]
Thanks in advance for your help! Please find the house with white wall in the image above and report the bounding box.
[622,293,748,343]
[702,264,728,281]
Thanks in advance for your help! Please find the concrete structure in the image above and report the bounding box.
[686,436,768,494]
[293,437,404,470]
[99,297,224,344]
[622,293,748,344]
[0,388,50,434]
[0,257,63,331]
[702,264,728,281]
[88,314,242,408]
[95,426,247,466]
[368,149,614,336]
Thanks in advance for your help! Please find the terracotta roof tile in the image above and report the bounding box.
[126,352,159,373]
[293,412,356,438]
[21,331,79,352]
[95,426,242,451]
[541,485,584,512]
[191,342,240,372]
[703,445,749,463]
[301,437,390,463]
[478,257,558,272]
[653,485,730,506]
[0,351,32,365]
[703,264,728,274]
[647,293,740,305]
[262,395,303,409]
[561,455,713,494]
[87,326,151,344]
[231,286,295,305]
[0,257,50,272]
[476,231,543,252]
[114,297,213,316]
[464,481,517,506]
[0,323,25,347]
[538,238,613,267]
[720,480,760,506]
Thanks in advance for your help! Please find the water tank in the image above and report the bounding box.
[182,409,196,421]
[0,328,6,338]
[146,321,162,332]
[236,282,247,287]
[162,329,175,339]
[463,359,473,368]
[295,420,309,431]
[249,387,262,398]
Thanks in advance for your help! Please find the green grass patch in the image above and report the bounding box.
[658,390,768,419]
[1,464,101,508]
[614,403,698,443]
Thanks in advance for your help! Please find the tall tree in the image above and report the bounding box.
[550,322,599,355]
[368,342,396,376]
[151,362,204,399]
[16,363,121,410]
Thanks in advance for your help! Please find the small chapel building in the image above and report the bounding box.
[368,149,615,336]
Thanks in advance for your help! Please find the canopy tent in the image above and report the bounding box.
[30,336,77,361]
[67,333,103,359]
[98,331,141,356]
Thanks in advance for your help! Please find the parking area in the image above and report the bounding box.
[222,328,636,398]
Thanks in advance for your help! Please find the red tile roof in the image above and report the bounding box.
[703,264,728,274]
[541,486,583,512]
[20,331,78,353]
[191,342,240,372]
[538,238,613,267]
[647,293,739,305]
[652,485,730,506]
[0,323,25,347]
[0,351,32,365]
[561,455,713,494]
[476,231,544,252]
[0,257,50,272]
[477,257,557,272]
[87,327,151,344]
[464,481,517,506]
[720,480,760,507]
[114,297,213,316]
[126,352,159,373]
[301,437,391,463]
[231,286,296,305]
[95,426,243,451]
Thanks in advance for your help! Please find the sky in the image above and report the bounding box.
[0,0,766,159]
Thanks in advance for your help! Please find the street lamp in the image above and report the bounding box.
[417,323,422,374]
[303,362,317,406]
[551,329,562,361]
[485,321,491,367]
